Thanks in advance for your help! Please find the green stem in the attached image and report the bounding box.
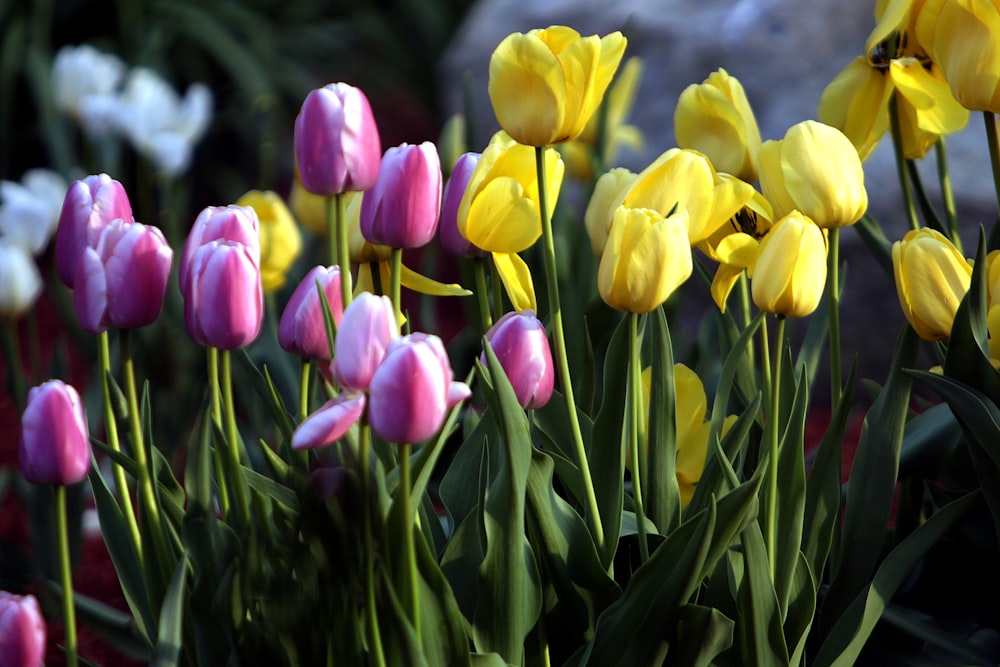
[299,359,312,422]
[759,315,772,407]
[889,93,920,231]
[220,349,251,525]
[206,347,229,517]
[360,423,387,666]
[983,112,1000,230]
[935,138,962,252]
[628,312,649,562]
[766,316,786,582]
[330,193,353,307]
[391,247,403,326]
[828,228,842,408]
[98,332,141,551]
[399,443,420,637]
[55,484,78,667]
[489,255,504,321]
[473,257,493,334]
[534,146,604,550]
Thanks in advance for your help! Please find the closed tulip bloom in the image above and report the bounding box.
[0,241,43,319]
[482,310,554,409]
[361,142,442,248]
[331,292,398,392]
[179,205,260,294]
[294,83,382,195]
[236,190,302,292]
[818,56,892,161]
[584,167,636,257]
[674,68,762,182]
[440,152,486,257]
[758,120,868,229]
[278,265,343,360]
[0,591,46,667]
[892,227,972,340]
[488,26,627,146]
[182,240,263,349]
[346,192,391,263]
[55,173,133,287]
[73,219,173,333]
[19,380,90,486]
[751,211,828,318]
[367,333,471,443]
[598,206,693,313]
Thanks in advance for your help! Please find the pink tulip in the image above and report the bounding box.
[294,83,382,195]
[179,205,260,294]
[360,142,442,248]
[331,292,397,392]
[483,310,554,409]
[291,393,367,451]
[55,173,132,287]
[19,380,90,486]
[439,152,485,257]
[73,218,173,333]
[367,333,471,443]
[182,240,263,349]
[0,591,46,667]
[278,265,344,360]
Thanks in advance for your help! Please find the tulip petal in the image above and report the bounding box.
[465,177,541,253]
[73,247,108,333]
[399,263,472,296]
[890,59,969,134]
[492,251,537,312]
[489,33,565,147]
[292,393,366,450]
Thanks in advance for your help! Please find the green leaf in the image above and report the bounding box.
[671,604,735,667]
[89,437,141,478]
[244,468,300,511]
[646,304,680,534]
[414,523,473,667]
[688,395,761,516]
[736,524,789,667]
[152,554,189,667]
[784,552,817,666]
[852,213,893,277]
[69,589,151,660]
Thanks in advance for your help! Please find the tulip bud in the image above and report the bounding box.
[73,219,173,333]
[278,265,344,360]
[294,83,382,195]
[331,292,397,391]
[0,591,46,667]
[55,173,133,287]
[892,227,971,341]
[482,310,554,409]
[182,240,263,349]
[179,205,260,294]
[360,142,442,249]
[751,211,828,318]
[0,241,43,319]
[236,190,302,292]
[19,380,90,486]
[439,152,486,258]
[584,167,637,257]
[367,333,471,443]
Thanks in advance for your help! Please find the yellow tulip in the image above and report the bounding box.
[488,26,627,146]
[598,205,692,313]
[236,189,302,292]
[988,305,1000,363]
[674,68,762,182]
[289,173,327,235]
[584,167,636,257]
[758,120,868,229]
[891,58,970,158]
[751,211,828,318]
[892,227,972,340]
[818,56,892,161]
[457,131,564,254]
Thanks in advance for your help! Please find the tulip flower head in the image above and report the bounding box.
[278,265,344,360]
[488,26,627,146]
[0,591,46,667]
[19,380,91,486]
[55,173,133,287]
[0,169,68,255]
[294,83,382,195]
[0,241,43,320]
[751,211,828,318]
[439,152,486,257]
[236,190,302,292]
[482,310,554,409]
[585,167,637,257]
[179,205,260,294]
[331,292,398,392]
[360,142,442,249]
[892,227,971,340]
[73,218,173,333]
[52,44,125,136]
[182,239,263,350]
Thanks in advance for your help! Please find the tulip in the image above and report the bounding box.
[439,152,486,257]
[52,44,125,136]
[289,170,328,235]
[0,241,43,319]
[890,57,969,159]
[482,310,554,409]
[19,380,90,486]
[73,219,173,333]
[294,83,382,195]
[236,190,302,292]
[817,56,892,161]
[360,142,442,249]
[584,167,636,257]
[892,227,972,340]
[331,292,398,392]
[488,26,627,146]
[751,211,828,318]
[0,169,68,255]
[758,120,868,229]
[182,240,263,349]
[0,591,46,667]
[179,205,260,294]
[457,131,564,254]
[55,174,133,287]
[367,333,471,443]
[345,191,392,263]
[292,392,367,451]
[598,206,693,313]
[278,265,344,360]
[674,68,762,182]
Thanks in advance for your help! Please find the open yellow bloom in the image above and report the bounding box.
[758,120,868,229]
[236,189,302,292]
[674,68,762,182]
[751,211,828,318]
[597,205,692,313]
[892,227,972,340]
[891,58,969,157]
[818,57,893,161]
[488,26,627,146]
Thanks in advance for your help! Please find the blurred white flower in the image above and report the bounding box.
[113,68,213,176]
[52,45,126,136]
[0,239,43,318]
[0,169,68,255]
